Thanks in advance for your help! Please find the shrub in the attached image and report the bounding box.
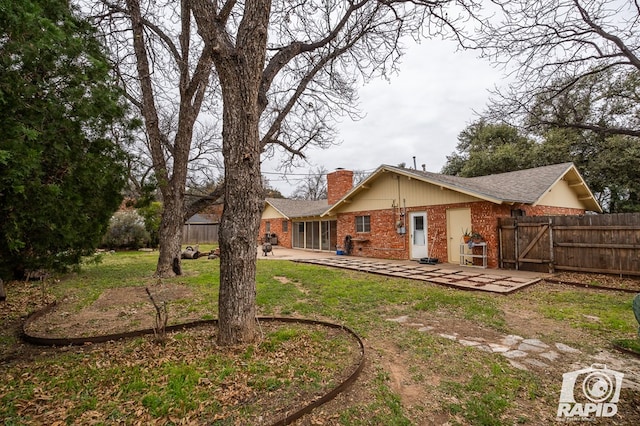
[102,211,150,249]
[137,202,162,248]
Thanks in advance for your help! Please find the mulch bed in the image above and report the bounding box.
[546,272,640,293]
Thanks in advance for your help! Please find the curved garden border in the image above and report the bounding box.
[545,278,640,294]
[21,302,366,426]
[612,341,640,359]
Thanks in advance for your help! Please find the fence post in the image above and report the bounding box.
[499,225,503,269]
[514,219,519,270]
[548,217,555,274]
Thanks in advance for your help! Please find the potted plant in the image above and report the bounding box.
[462,228,472,243]
[471,232,484,243]
[466,232,484,249]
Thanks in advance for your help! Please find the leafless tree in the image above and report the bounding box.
[473,0,640,137]
[353,169,371,186]
[291,167,328,200]
[187,0,480,345]
[86,0,481,345]
[88,0,222,277]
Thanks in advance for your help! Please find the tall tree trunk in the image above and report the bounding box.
[216,78,264,345]
[155,194,184,277]
[215,0,271,346]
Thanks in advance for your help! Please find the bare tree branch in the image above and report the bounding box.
[473,0,640,137]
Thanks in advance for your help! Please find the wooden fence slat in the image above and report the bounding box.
[554,225,640,231]
[499,213,640,276]
[555,243,640,249]
[518,224,548,262]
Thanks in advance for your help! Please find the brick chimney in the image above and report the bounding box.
[327,168,353,205]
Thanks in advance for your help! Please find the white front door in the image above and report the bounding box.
[409,212,428,259]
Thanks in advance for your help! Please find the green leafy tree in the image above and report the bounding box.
[0,0,130,279]
[137,202,163,248]
[443,121,640,212]
[441,120,538,177]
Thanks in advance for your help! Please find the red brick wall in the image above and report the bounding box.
[327,169,354,205]
[337,209,408,259]
[259,218,292,247]
[336,202,586,268]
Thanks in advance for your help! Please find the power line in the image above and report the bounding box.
[261,168,376,177]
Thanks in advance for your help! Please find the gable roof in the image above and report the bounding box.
[265,198,329,220]
[323,162,602,214]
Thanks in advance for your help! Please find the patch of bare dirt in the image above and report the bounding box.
[24,282,197,339]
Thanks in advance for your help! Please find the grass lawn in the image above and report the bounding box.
[1,249,639,425]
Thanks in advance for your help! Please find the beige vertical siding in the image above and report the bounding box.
[262,204,287,219]
[339,173,480,213]
[537,178,585,209]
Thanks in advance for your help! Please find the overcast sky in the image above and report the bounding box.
[262,39,507,197]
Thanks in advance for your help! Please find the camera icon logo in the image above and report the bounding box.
[557,364,624,419]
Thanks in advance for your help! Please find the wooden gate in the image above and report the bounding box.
[499,213,640,275]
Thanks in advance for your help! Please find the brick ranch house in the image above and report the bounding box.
[259,163,601,268]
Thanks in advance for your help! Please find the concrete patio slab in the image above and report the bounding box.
[259,246,545,294]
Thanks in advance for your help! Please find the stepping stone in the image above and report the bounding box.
[481,274,507,280]
[451,272,481,278]
[411,275,434,281]
[469,277,495,284]
[518,339,549,353]
[539,351,560,361]
[508,360,529,370]
[555,342,581,354]
[524,358,550,368]
[439,333,458,341]
[501,335,524,347]
[502,350,528,359]
[418,326,434,332]
[386,315,409,323]
[488,343,511,353]
[477,345,493,353]
[458,339,481,347]
[407,322,424,327]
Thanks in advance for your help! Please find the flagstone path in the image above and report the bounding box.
[386,314,640,391]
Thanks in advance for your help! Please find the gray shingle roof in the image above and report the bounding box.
[269,162,601,218]
[265,198,329,219]
[384,162,576,204]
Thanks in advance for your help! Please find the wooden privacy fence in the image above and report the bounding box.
[182,223,219,245]
[499,213,640,275]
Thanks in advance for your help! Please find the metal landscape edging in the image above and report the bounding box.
[21,304,366,426]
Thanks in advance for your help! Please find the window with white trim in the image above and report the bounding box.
[355,215,370,233]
